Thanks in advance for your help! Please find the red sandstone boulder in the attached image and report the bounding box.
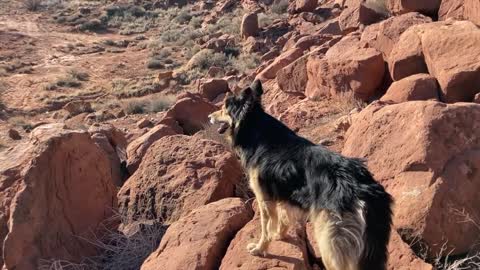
[126,124,178,174]
[198,78,230,101]
[141,198,253,270]
[338,2,384,33]
[306,34,385,101]
[0,124,117,270]
[118,134,243,224]
[361,12,432,59]
[438,0,480,25]
[219,210,311,270]
[388,231,434,270]
[288,0,318,14]
[256,47,304,80]
[163,92,217,134]
[241,12,259,39]
[380,73,439,103]
[343,101,480,256]
[386,0,441,16]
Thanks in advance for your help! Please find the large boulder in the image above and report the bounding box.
[343,101,480,256]
[141,198,253,270]
[361,12,432,59]
[118,134,243,224]
[163,92,217,134]
[338,2,385,33]
[389,20,480,102]
[126,124,178,174]
[386,0,441,16]
[0,124,117,270]
[198,78,230,101]
[380,73,439,103]
[438,0,480,26]
[306,34,385,101]
[219,207,312,270]
[240,12,259,39]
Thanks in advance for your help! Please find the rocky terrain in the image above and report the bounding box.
[1,0,480,269]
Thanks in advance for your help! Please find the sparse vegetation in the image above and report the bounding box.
[229,53,261,74]
[9,116,34,132]
[328,91,367,115]
[24,0,41,11]
[146,59,164,69]
[271,0,289,14]
[122,95,176,115]
[364,0,390,16]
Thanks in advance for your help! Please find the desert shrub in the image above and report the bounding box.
[204,8,243,35]
[122,95,175,114]
[146,59,164,69]
[188,50,229,70]
[175,68,203,85]
[9,116,34,131]
[175,9,192,24]
[79,19,106,32]
[258,12,288,28]
[189,17,203,28]
[229,53,260,74]
[149,95,176,112]
[364,0,390,16]
[68,69,89,81]
[123,99,147,114]
[328,91,366,115]
[24,0,41,11]
[271,0,289,14]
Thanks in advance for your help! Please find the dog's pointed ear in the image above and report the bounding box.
[250,80,263,98]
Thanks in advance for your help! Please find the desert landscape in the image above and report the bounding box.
[0,0,479,269]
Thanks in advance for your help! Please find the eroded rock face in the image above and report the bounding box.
[126,124,178,174]
[386,0,441,16]
[387,231,433,270]
[389,20,480,102]
[141,198,253,270]
[119,134,243,224]
[343,101,480,256]
[0,124,117,270]
[241,12,259,39]
[380,73,439,103]
[438,0,480,25]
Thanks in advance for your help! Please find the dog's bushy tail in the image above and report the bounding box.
[359,184,393,270]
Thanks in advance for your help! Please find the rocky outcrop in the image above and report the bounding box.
[343,101,480,256]
[438,0,480,25]
[198,78,230,101]
[141,198,252,270]
[389,20,480,102]
[0,124,117,270]
[119,134,243,224]
[386,0,441,16]
[241,12,259,39]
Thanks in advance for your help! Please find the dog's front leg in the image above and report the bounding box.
[247,200,272,256]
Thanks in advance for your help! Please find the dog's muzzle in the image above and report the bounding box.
[208,114,229,134]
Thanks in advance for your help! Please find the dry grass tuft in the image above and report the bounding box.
[122,95,176,115]
[329,91,366,115]
[24,0,41,11]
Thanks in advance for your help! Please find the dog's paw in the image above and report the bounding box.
[247,243,267,257]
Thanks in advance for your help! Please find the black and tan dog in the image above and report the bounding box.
[208,80,393,270]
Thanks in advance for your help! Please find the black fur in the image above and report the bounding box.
[225,81,393,270]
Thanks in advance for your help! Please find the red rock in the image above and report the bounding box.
[338,2,384,33]
[62,100,93,116]
[219,209,311,270]
[141,198,253,270]
[198,78,230,101]
[1,124,117,269]
[306,35,385,101]
[388,231,433,270]
[388,26,428,81]
[361,12,432,59]
[208,66,224,77]
[438,0,480,26]
[380,74,439,103]
[288,0,318,14]
[260,48,280,62]
[241,12,259,39]
[315,19,342,35]
[163,92,217,134]
[421,20,480,102]
[243,36,266,54]
[126,124,177,174]
[137,118,152,129]
[119,134,243,224]
[343,101,480,256]
[88,123,128,186]
[386,0,441,16]
[256,47,304,80]
[276,55,309,95]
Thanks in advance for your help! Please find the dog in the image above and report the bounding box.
[208,80,393,270]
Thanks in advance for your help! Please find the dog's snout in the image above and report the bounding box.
[208,114,215,124]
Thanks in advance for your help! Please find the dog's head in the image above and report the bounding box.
[208,80,263,134]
